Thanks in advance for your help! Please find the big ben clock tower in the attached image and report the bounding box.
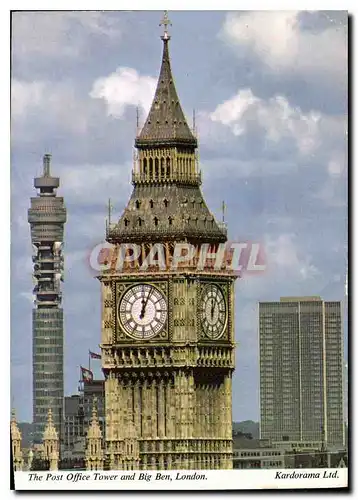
[100,12,237,471]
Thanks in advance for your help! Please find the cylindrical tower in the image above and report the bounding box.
[28,154,67,443]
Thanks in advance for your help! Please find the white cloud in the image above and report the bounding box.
[12,12,121,59]
[11,81,46,118]
[208,89,259,134]
[237,233,321,304]
[221,11,347,84]
[210,88,322,155]
[266,233,319,280]
[11,79,92,135]
[313,177,347,208]
[90,67,157,118]
[327,151,347,178]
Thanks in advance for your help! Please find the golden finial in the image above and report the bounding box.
[160,11,172,40]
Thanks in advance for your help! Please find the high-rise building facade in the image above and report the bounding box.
[99,14,236,470]
[62,381,105,455]
[259,296,344,449]
[28,154,66,443]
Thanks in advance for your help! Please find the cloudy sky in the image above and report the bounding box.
[11,10,348,423]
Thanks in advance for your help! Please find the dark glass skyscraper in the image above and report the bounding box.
[28,154,66,443]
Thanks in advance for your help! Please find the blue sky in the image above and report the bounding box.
[11,10,348,422]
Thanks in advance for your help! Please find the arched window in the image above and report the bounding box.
[154,217,159,226]
[149,199,154,209]
[163,198,168,208]
[149,158,153,178]
[124,218,129,227]
[138,218,143,227]
[155,157,159,179]
[168,216,173,226]
[143,158,147,177]
[160,157,165,178]
[135,200,141,209]
[166,157,170,177]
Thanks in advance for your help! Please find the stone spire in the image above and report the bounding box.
[11,409,23,471]
[135,11,197,148]
[42,409,59,470]
[106,11,227,247]
[85,398,104,470]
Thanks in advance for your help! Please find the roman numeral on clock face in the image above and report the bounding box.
[200,284,227,340]
[118,284,167,340]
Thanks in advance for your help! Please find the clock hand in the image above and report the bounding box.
[139,286,146,319]
[210,298,215,320]
[141,287,153,318]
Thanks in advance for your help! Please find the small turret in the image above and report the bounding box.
[85,398,104,470]
[11,409,23,471]
[43,409,59,470]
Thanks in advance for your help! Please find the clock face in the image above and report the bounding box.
[200,284,227,340]
[118,284,167,340]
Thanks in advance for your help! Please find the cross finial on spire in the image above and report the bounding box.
[160,11,172,40]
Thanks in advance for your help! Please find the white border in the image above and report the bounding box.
[14,468,348,490]
[4,2,353,498]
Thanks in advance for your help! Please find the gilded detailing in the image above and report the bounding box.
[132,148,200,185]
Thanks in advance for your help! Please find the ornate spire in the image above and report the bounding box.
[135,12,197,148]
[43,408,59,470]
[85,398,104,470]
[43,408,58,441]
[87,398,102,439]
[11,409,22,442]
[11,409,23,471]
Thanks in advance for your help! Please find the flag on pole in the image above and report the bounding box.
[89,350,101,360]
[80,366,93,382]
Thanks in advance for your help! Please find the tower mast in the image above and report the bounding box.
[28,154,67,443]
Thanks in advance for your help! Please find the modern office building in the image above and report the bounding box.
[259,296,344,449]
[28,154,67,443]
[83,380,105,436]
[63,395,84,451]
[63,380,105,454]
[232,435,285,469]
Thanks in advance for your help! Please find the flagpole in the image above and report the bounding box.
[89,350,91,373]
